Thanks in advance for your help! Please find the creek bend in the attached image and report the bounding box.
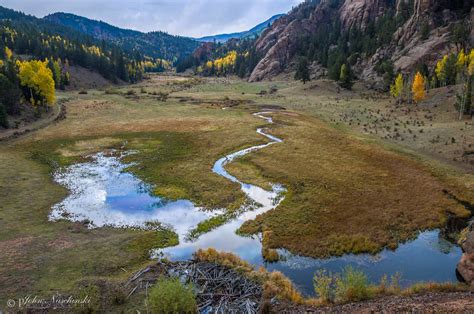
[50,112,462,296]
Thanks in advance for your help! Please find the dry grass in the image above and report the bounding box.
[237,113,470,257]
[0,76,270,303]
[194,248,469,308]
[1,74,472,307]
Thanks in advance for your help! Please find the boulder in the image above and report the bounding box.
[457,226,474,286]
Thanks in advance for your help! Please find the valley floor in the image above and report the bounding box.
[0,74,472,311]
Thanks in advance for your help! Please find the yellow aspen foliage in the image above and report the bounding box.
[468,49,474,76]
[205,51,237,75]
[412,72,426,103]
[390,73,404,101]
[457,50,467,71]
[435,55,448,84]
[4,47,13,60]
[0,60,3,67]
[18,60,56,106]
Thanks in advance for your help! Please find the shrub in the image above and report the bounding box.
[264,271,304,304]
[78,90,88,95]
[313,269,334,304]
[148,277,197,314]
[0,102,8,128]
[335,266,372,302]
[104,88,120,95]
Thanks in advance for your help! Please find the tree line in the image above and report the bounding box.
[389,49,474,118]
[0,47,62,128]
[176,38,262,78]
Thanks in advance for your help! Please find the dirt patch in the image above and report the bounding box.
[46,238,75,250]
[0,101,66,142]
[0,237,34,260]
[274,292,474,313]
[66,65,117,90]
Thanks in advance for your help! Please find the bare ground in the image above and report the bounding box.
[274,292,474,313]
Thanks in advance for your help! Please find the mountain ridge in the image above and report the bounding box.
[196,14,285,43]
[248,0,473,83]
[44,12,199,61]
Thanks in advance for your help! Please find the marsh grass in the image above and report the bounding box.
[187,214,232,240]
[334,266,373,302]
[312,267,468,305]
[237,113,470,257]
[2,75,472,308]
[313,269,334,304]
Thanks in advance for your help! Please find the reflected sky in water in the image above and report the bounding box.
[50,112,463,296]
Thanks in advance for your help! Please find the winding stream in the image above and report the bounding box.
[50,112,463,296]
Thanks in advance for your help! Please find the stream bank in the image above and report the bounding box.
[49,111,467,297]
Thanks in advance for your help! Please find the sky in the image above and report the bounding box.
[1,0,304,38]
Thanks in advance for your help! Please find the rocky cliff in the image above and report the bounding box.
[249,0,473,82]
[339,0,388,30]
[250,0,336,81]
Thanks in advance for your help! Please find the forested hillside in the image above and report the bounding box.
[182,0,472,89]
[176,38,262,78]
[249,0,472,83]
[196,14,284,43]
[0,6,145,83]
[0,6,151,129]
[44,13,199,61]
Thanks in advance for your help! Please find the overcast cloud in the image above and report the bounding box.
[1,0,304,37]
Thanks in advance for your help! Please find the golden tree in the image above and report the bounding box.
[4,47,13,60]
[390,73,404,103]
[469,48,474,76]
[457,50,467,71]
[435,55,448,86]
[17,60,55,106]
[412,72,426,103]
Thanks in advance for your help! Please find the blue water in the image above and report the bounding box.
[51,112,463,296]
[267,230,462,295]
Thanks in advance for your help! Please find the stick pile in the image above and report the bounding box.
[126,261,263,313]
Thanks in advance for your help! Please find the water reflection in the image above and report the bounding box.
[50,153,215,237]
[268,230,461,295]
[50,112,463,297]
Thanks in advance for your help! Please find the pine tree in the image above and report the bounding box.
[295,57,310,84]
[52,59,62,88]
[339,64,353,89]
[0,102,8,129]
[412,72,426,103]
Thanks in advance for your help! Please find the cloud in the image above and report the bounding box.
[1,0,304,37]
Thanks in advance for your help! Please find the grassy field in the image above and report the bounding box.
[0,74,473,307]
[0,76,270,303]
